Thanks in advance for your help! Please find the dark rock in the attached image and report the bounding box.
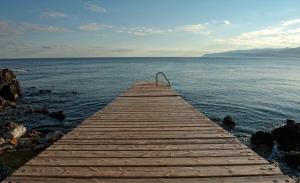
[48,111,66,120]
[16,138,32,148]
[45,130,64,142]
[286,119,295,126]
[0,69,22,109]
[284,151,300,166]
[34,107,49,114]
[272,122,300,151]
[38,89,51,94]
[33,143,48,152]
[250,131,274,148]
[223,115,235,127]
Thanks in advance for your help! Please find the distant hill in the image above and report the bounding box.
[202,47,300,58]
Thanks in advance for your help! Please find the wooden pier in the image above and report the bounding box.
[4,82,294,182]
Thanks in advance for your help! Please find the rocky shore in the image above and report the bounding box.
[0,69,66,180]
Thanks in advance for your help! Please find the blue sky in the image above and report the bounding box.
[1,0,300,58]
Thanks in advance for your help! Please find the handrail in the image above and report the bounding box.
[156,72,171,87]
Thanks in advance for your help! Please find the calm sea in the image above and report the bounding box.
[1,57,300,176]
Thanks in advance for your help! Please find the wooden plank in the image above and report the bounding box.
[27,156,268,166]
[3,175,295,183]
[11,165,283,178]
[37,149,256,158]
[55,138,239,145]
[47,144,248,151]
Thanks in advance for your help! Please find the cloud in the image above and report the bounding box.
[85,2,106,13]
[40,11,67,18]
[19,23,70,33]
[117,27,171,36]
[224,20,231,25]
[178,24,210,34]
[78,23,112,31]
[216,18,300,48]
[0,21,21,36]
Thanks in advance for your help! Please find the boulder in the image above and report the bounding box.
[0,69,22,109]
[223,115,235,127]
[48,111,66,120]
[45,130,64,142]
[272,121,300,151]
[3,124,26,140]
[250,131,274,148]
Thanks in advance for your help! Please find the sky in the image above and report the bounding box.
[1,0,300,58]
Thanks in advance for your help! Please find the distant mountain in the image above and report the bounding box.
[202,47,300,58]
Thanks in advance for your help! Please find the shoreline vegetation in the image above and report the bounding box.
[0,68,299,181]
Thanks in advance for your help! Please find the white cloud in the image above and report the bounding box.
[118,27,171,36]
[178,24,210,35]
[85,2,106,13]
[19,23,70,33]
[41,11,67,18]
[224,20,231,25]
[216,18,300,48]
[78,23,112,31]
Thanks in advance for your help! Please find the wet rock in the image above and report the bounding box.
[45,130,64,142]
[286,119,295,126]
[38,89,51,94]
[0,138,5,145]
[250,131,274,148]
[16,138,32,148]
[284,151,300,166]
[0,144,15,154]
[3,124,26,140]
[0,69,22,101]
[272,121,300,151]
[0,96,7,109]
[223,115,235,127]
[26,130,41,138]
[34,107,49,114]
[33,143,48,152]
[48,111,66,120]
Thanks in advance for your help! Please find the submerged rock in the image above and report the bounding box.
[34,107,49,114]
[272,121,300,151]
[250,131,274,148]
[222,115,235,127]
[48,111,66,120]
[0,69,22,107]
[38,89,51,94]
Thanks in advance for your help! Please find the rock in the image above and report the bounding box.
[0,69,22,100]
[286,119,295,126]
[39,89,51,94]
[250,131,274,148]
[3,124,26,140]
[34,107,49,114]
[0,96,7,109]
[284,151,300,166]
[33,143,48,152]
[272,122,300,151]
[26,130,41,138]
[0,69,22,109]
[16,138,32,148]
[45,130,64,142]
[0,144,15,154]
[223,115,235,127]
[0,138,5,145]
[48,111,66,120]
